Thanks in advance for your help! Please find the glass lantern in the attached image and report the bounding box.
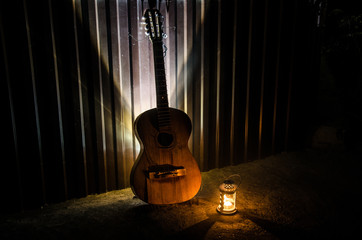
[217,179,237,215]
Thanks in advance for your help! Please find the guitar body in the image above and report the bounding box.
[130,108,201,204]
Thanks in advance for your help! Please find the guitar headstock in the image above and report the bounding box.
[143,9,164,42]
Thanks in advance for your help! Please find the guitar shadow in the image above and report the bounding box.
[123,198,217,239]
[171,211,242,239]
[170,217,217,240]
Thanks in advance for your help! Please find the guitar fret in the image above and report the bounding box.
[158,119,170,123]
[152,40,172,129]
[157,106,171,128]
[158,119,171,122]
[158,120,171,123]
[157,109,170,114]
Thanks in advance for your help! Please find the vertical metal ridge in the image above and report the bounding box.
[187,0,194,154]
[1,15,24,210]
[72,0,88,195]
[199,0,205,170]
[215,0,222,168]
[115,0,128,188]
[258,0,269,159]
[174,1,178,109]
[191,0,196,157]
[272,0,283,154]
[244,0,254,162]
[23,0,46,205]
[115,0,124,187]
[183,0,188,114]
[105,0,118,190]
[96,0,108,191]
[127,0,136,165]
[230,0,237,165]
[285,0,298,151]
[48,0,68,199]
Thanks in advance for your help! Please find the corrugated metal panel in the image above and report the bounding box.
[0,0,323,212]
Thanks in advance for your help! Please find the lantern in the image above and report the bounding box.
[217,176,240,215]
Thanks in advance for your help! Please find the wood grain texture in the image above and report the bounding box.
[130,108,201,205]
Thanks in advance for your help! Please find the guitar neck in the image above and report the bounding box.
[153,41,169,109]
[153,40,171,130]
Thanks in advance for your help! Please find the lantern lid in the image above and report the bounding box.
[219,179,236,193]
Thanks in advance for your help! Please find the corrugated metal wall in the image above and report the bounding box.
[0,0,323,212]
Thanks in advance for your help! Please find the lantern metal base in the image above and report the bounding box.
[216,207,237,215]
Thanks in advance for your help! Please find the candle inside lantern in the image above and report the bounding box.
[217,179,238,215]
[223,195,234,209]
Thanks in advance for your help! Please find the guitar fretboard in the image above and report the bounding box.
[153,40,171,131]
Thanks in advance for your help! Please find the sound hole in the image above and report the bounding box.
[157,132,173,147]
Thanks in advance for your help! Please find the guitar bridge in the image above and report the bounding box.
[147,164,186,180]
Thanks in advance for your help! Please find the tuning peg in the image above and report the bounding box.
[162,33,167,39]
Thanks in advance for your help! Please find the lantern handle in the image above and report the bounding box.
[225,174,241,189]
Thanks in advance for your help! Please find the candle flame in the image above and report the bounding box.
[224,200,232,207]
[223,195,234,208]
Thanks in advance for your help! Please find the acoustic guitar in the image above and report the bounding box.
[130,8,201,205]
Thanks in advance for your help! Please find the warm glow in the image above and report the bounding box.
[223,195,235,210]
[224,201,232,207]
[217,177,239,215]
